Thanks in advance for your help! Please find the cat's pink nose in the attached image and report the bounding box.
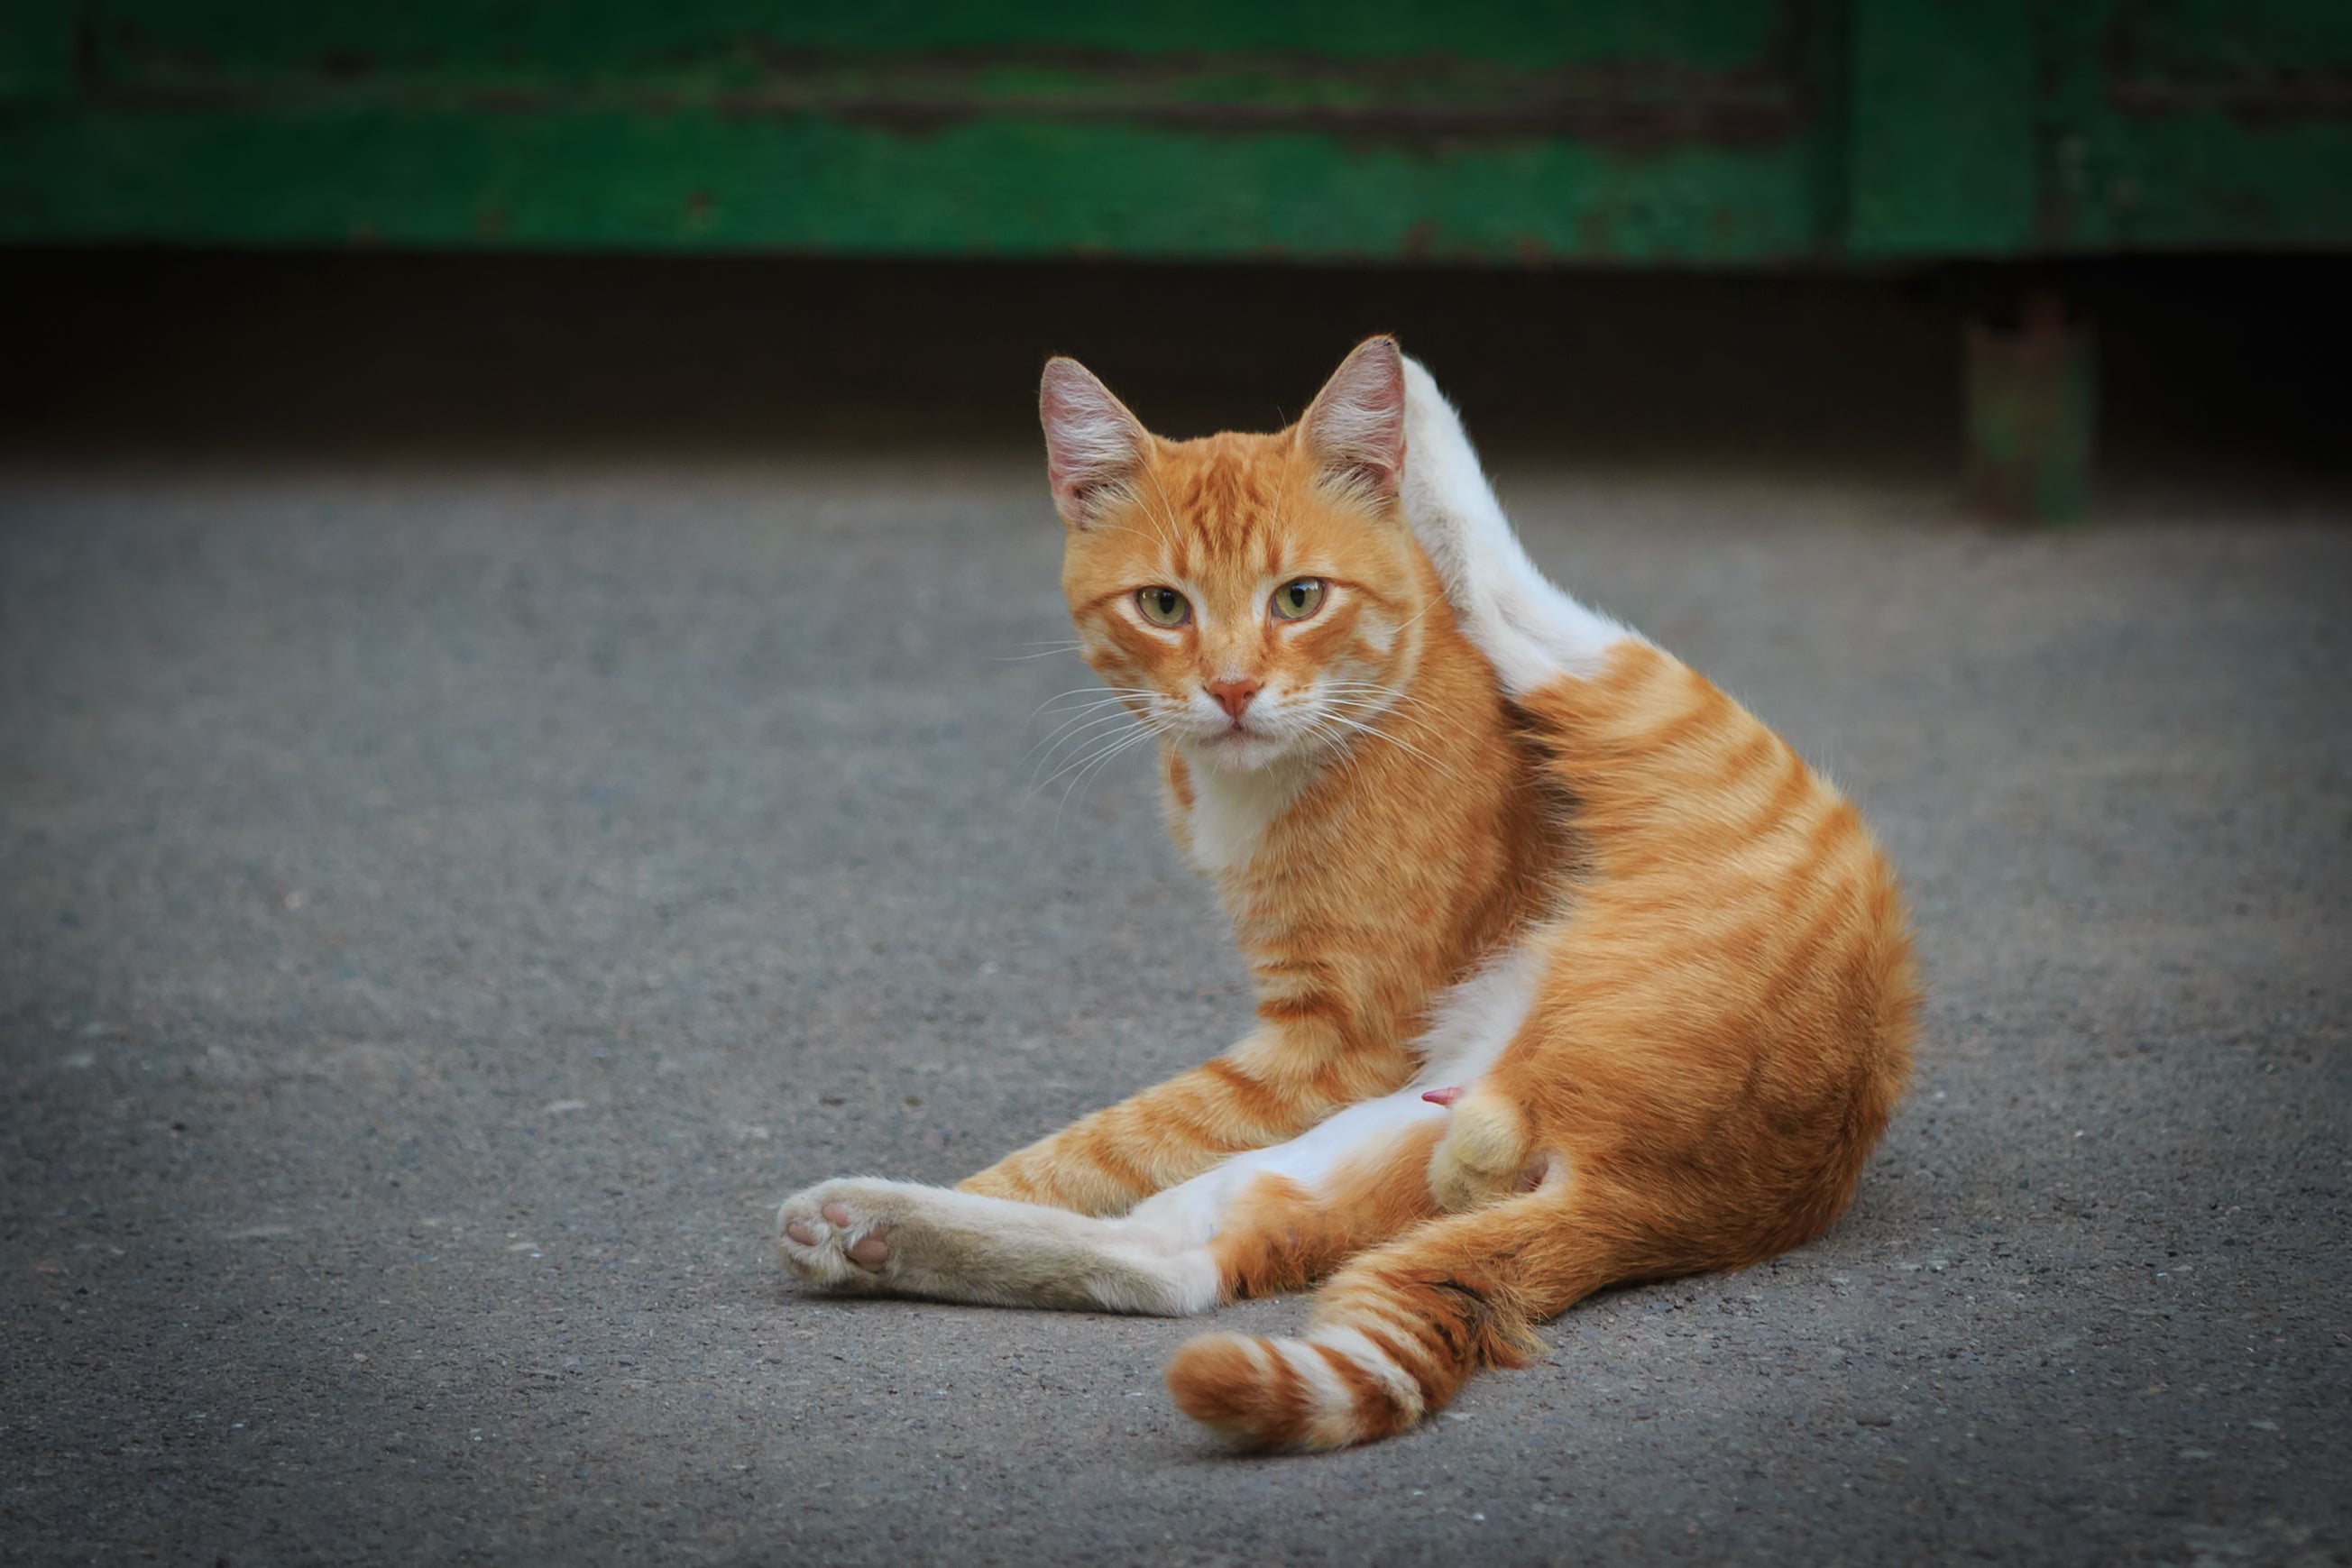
[1206,678,1261,720]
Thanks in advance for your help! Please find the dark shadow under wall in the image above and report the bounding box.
[1,247,2345,496]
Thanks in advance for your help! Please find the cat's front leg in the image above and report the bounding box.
[958,1030,1416,1215]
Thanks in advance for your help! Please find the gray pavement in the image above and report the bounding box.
[2,456,2346,1565]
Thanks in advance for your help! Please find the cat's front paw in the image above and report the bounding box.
[777,1178,907,1291]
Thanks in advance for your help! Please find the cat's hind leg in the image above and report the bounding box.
[776,1088,1448,1316]
[1165,1175,1639,1452]
[778,1178,1219,1313]
[778,950,1544,1315]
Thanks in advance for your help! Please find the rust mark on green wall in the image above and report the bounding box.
[76,4,1823,157]
[2103,3,2352,127]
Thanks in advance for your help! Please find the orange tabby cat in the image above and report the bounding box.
[777,337,1917,1451]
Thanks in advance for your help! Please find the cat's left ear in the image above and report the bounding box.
[1301,335,1406,506]
[1040,357,1151,530]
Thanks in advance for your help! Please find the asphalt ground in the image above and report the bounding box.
[2,455,2346,1565]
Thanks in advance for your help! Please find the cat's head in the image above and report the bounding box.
[1039,336,1433,775]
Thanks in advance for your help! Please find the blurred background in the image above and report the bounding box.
[4,1,2348,502]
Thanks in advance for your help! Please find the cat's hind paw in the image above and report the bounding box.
[1425,1095,1544,1214]
[776,1178,908,1292]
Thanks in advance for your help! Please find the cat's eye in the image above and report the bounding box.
[1271,578,1327,621]
[1135,586,1190,628]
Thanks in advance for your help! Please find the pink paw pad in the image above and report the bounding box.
[820,1202,892,1268]
[779,1200,891,1270]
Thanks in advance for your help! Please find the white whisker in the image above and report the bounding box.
[1025,714,1160,800]
[1024,708,1154,781]
[1053,724,1162,827]
[1319,693,1460,758]
[1313,705,1469,787]
[1024,684,1153,722]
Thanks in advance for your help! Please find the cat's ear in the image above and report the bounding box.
[1040,357,1151,529]
[1300,335,1406,506]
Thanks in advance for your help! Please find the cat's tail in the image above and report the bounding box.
[1398,353,1642,697]
[1165,1182,1626,1452]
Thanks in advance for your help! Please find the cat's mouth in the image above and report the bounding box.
[1182,704,1263,744]
[1187,717,1292,770]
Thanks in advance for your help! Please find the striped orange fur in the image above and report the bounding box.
[777,338,1916,1453]
[957,359,1565,1214]
[1166,637,1917,1450]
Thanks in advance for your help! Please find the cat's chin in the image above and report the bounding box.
[1182,729,1299,775]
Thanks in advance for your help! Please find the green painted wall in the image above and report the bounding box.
[2,0,2346,261]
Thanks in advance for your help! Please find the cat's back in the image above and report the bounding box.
[1523,640,1903,922]
[1514,639,1919,1213]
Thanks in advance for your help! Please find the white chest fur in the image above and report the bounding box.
[1183,754,1312,876]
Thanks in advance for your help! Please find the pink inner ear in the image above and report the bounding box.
[1040,359,1145,517]
[1304,338,1405,493]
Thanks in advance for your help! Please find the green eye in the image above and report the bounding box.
[1272,578,1326,620]
[1136,586,1190,627]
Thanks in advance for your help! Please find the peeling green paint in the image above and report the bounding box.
[1,0,2346,259]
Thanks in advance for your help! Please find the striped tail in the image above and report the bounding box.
[1165,1334,1442,1453]
[1167,1187,1617,1452]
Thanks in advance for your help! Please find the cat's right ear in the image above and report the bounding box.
[1040,357,1150,530]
